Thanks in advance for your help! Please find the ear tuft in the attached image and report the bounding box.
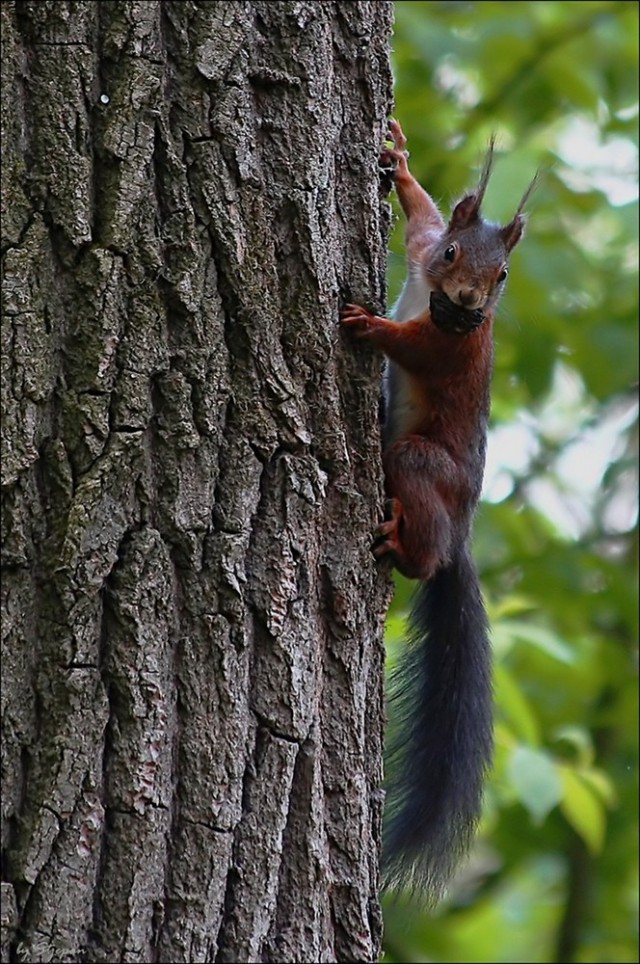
[449,137,497,230]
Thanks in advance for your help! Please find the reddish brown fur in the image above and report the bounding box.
[341,304,493,579]
[339,119,531,583]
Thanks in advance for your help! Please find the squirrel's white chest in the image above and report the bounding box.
[384,266,433,443]
[392,263,433,323]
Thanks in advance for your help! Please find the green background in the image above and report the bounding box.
[382,2,638,962]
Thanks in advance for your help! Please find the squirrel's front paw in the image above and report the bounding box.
[340,303,378,337]
[388,119,407,149]
[380,119,409,169]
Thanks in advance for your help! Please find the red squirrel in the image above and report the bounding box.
[341,120,536,901]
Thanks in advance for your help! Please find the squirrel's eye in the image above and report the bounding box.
[444,244,457,262]
[497,266,508,283]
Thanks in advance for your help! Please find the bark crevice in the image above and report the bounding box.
[2,2,394,961]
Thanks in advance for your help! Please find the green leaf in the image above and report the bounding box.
[495,664,541,745]
[488,594,538,620]
[551,725,595,766]
[508,746,563,823]
[575,766,618,809]
[496,619,576,664]
[559,765,607,854]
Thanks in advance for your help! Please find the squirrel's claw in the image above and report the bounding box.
[340,303,377,336]
[372,498,403,556]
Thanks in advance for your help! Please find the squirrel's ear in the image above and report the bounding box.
[501,213,526,251]
[449,193,481,229]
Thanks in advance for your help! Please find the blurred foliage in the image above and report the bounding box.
[382,2,638,963]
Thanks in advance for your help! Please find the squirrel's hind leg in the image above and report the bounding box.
[378,437,455,581]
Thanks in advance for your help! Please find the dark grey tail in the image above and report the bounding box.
[382,544,493,902]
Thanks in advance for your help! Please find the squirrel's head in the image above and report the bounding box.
[426,139,538,313]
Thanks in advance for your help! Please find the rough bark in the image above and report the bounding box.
[1,2,394,962]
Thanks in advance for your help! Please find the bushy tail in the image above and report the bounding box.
[382,544,493,902]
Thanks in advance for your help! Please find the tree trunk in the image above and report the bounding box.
[1,2,393,962]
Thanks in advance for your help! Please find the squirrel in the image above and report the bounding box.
[341,120,537,902]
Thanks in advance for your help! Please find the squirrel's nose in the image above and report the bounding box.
[458,287,478,307]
